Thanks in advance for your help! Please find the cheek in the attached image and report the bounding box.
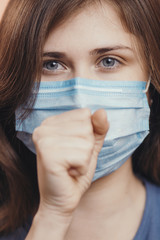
[130,63,148,82]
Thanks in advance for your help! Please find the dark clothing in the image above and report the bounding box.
[1,179,160,240]
[0,219,32,240]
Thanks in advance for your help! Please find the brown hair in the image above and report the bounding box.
[0,0,160,234]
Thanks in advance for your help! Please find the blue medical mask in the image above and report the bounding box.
[16,77,150,181]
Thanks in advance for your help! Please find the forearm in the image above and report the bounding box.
[25,210,72,240]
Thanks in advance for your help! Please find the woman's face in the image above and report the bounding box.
[42,2,148,83]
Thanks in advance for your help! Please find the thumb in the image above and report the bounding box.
[91,109,109,153]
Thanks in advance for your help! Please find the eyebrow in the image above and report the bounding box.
[90,45,133,56]
[43,45,132,58]
[43,52,66,59]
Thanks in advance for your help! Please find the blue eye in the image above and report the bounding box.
[43,61,65,71]
[99,57,120,69]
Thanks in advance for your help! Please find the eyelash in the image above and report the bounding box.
[42,56,123,75]
[97,56,122,71]
[42,60,66,74]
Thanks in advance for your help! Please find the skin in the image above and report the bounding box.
[0,0,9,20]
[27,2,148,240]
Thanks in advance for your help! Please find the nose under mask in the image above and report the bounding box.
[16,77,150,181]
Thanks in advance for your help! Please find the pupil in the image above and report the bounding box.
[46,61,58,70]
[103,58,114,67]
[50,62,57,68]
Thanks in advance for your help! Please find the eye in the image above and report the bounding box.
[98,57,121,69]
[43,60,65,71]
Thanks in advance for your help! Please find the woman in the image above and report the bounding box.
[0,0,160,239]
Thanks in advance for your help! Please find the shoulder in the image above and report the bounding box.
[145,178,160,206]
[145,179,160,224]
[134,178,160,240]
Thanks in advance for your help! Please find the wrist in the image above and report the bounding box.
[35,205,73,225]
[26,207,72,240]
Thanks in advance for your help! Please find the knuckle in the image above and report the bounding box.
[37,137,53,149]
[41,115,57,126]
[36,137,46,149]
[80,119,93,136]
[82,108,91,118]
[35,137,57,159]
[86,121,93,135]
[32,126,41,143]
[41,117,50,126]
[32,125,47,143]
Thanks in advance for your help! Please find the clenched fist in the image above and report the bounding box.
[32,108,109,217]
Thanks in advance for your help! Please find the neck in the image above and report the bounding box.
[74,158,145,217]
[67,159,146,240]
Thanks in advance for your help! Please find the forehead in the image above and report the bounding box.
[44,2,134,52]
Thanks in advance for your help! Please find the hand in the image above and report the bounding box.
[32,108,109,217]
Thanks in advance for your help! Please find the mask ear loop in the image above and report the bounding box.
[143,77,151,93]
